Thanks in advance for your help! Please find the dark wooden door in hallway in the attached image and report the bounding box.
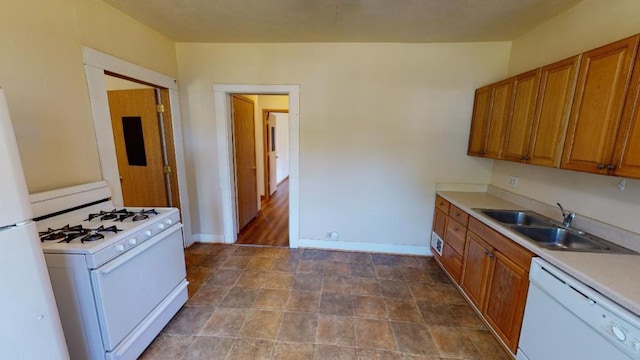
[236,179,289,247]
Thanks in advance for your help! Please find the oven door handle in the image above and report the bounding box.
[99,224,182,275]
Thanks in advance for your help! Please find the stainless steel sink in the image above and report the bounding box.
[511,225,636,254]
[477,209,553,226]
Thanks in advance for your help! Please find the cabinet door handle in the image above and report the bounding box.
[607,164,616,170]
[520,155,526,160]
[597,163,605,169]
[453,227,459,232]
[484,249,494,258]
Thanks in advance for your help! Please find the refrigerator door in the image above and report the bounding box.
[0,89,32,227]
[0,222,69,359]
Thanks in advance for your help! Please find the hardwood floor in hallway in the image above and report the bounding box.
[237,178,289,247]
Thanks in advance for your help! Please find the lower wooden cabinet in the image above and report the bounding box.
[432,198,534,355]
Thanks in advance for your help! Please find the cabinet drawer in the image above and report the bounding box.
[435,195,450,214]
[433,208,447,240]
[449,205,469,227]
[468,217,534,270]
[442,242,463,283]
[445,219,466,255]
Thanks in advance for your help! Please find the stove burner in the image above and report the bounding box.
[86,208,159,222]
[39,224,123,243]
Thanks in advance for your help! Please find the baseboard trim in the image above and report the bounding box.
[193,233,225,243]
[298,239,432,256]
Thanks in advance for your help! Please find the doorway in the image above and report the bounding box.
[231,95,290,247]
[213,85,299,248]
[106,76,181,208]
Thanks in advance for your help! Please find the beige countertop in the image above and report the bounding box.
[437,190,640,317]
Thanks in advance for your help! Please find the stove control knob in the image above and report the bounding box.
[612,324,626,341]
[144,230,153,237]
[165,219,173,225]
[115,244,125,252]
[128,238,137,246]
[158,223,166,230]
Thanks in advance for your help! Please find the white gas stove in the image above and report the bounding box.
[31,181,188,360]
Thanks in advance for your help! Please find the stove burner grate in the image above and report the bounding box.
[39,224,123,243]
[85,208,159,222]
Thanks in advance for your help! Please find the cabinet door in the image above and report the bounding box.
[614,48,640,178]
[528,55,581,167]
[561,35,639,173]
[468,85,491,156]
[484,78,515,159]
[460,232,492,309]
[432,208,447,240]
[503,69,541,162]
[483,251,529,353]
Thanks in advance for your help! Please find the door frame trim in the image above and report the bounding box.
[82,46,193,247]
[213,85,300,248]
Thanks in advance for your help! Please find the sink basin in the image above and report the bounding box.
[512,226,608,251]
[512,225,636,254]
[477,209,552,226]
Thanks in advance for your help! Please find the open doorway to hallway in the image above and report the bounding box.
[231,94,290,247]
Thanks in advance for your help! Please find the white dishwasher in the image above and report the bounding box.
[517,258,640,360]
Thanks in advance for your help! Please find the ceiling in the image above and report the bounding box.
[103,0,582,43]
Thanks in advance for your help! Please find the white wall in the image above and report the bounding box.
[491,0,640,234]
[275,113,290,183]
[177,42,511,250]
[0,0,177,193]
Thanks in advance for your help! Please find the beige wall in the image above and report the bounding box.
[254,95,289,200]
[177,42,511,247]
[491,0,640,234]
[0,0,177,193]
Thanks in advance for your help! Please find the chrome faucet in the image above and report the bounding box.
[557,203,575,228]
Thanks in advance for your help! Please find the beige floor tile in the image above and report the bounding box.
[323,262,351,276]
[316,315,356,346]
[351,277,382,296]
[182,337,233,360]
[272,259,299,272]
[287,290,321,312]
[247,257,276,271]
[200,308,248,336]
[293,273,323,291]
[187,267,214,284]
[254,289,291,310]
[416,301,459,327]
[320,293,354,316]
[353,295,388,319]
[354,318,397,351]
[207,269,241,285]
[220,287,261,308]
[374,265,405,280]
[391,322,439,356]
[407,283,443,302]
[273,342,315,360]
[197,255,228,268]
[235,270,269,288]
[428,326,481,358]
[348,253,373,264]
[162,306,214,335]
[451,303,485,329]
[465,329,511,360]
[357,348,402,360]
[402,267,434,284]
[350,263,377,278]
[315,344,357,360]
[187,284,230,307]
[219,256,252,270]
[264,272,294,289]
[385,298,423,323]
[278,312,318,342]
[226,339,275,360]
[297,260,324,273]
[379,279,412,298]
[435,284,466,304]
[323,276,352,294]
[238,310,284,340]
[139,334,194,360]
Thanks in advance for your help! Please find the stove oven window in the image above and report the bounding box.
[122,116,148,166]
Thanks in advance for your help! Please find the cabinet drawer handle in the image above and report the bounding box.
[453,227,459,232]
[607,164,616,170]
[597,163,605,169]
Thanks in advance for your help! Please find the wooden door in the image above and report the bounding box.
[561,35,639,173]
[267,113,278,196]
[484,78,515,159]
[232,95,258,231]
[503,69,541,162]
[613,48,640,178]
[461,232,492,309]
[107,89,168,207]
[528,55,581,167]
[468,85,491,156]
[483,251,530,353]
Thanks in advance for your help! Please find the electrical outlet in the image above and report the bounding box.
[328,231,339,241]
[508,175,518,189]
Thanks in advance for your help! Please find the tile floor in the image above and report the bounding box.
[140,244,511,360]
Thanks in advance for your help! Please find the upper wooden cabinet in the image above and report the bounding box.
[502,69,542,162]
[468,79,514,159]
[561,35,640,173]
[527,55,581,167]
[613,47,640,178]
[468,85,492,156]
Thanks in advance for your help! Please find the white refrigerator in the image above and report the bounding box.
[0,88,69,359]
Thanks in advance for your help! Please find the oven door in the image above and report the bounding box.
[90,224,186,351]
